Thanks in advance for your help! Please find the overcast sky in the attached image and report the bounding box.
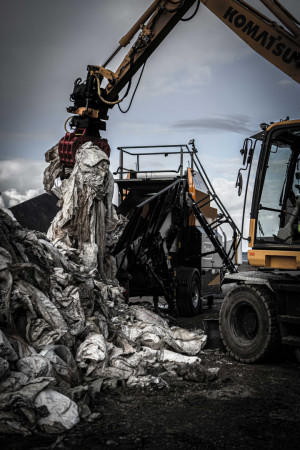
[0,0,299,243]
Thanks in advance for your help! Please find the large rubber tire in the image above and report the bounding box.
[219,285,280,363]
[176,267,202,317]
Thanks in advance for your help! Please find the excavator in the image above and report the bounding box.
[14,1,300,363]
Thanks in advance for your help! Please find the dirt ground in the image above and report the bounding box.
[1,298,300,450]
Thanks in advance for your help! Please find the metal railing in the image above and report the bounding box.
[114,144,197,179]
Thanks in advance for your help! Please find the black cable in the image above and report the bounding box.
[118,62,147,114]
[122,78,133,100]
[118,54,135,102]
[181,0,200,21]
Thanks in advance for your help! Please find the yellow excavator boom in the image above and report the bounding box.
[202,0,300,83]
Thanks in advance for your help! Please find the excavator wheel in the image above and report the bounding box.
[219,285,280,363]
[176,267,202,317]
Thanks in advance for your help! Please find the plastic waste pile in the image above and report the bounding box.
[0,142,216,435]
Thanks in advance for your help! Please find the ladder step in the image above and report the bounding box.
[188,197,237,274]
[282,335,300,346]
[279,315,300,325]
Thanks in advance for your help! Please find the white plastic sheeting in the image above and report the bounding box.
[35,388,79,434]
[45,142,127,281]
[76,334,107,376]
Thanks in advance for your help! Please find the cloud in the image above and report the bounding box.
[0,158,46,208]
[173,114,256,134]
[0,195,15,218]
[1,188,43,208]
[138,65,212,98]
[118,121,172,136]
[277,79,294,87]
[200,156,242,180]
[0,131,56,141]
[115,114,256,139]
[0,159,47,193]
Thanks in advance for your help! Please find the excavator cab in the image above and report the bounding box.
[257,125,300,243]
[249,120,300,269]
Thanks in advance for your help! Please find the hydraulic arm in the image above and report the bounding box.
[59,0,197,165]
[59,0,300,166]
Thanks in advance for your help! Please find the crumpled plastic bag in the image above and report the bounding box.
[0,376,54,434]
[133,306,169,327]
[120,321,206,355]
[0,247,13,270]
[43,144,63,194]
[35,388,79,433]
[0,377,53,403]
[76,334,107,376]
[110,352,145,379]
[9,336,37,359]
[159,348,201,365]
[127,374,167,389]
[17,355,53,380]
[40,345,79,387]
[168,327,207,355]
[0,357,10,382]
[0,371,30,393]
[89,366,130,380]
[12,279,73,349]
[50,284,86,336]
[0,330,18,362]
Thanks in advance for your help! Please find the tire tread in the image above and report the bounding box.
[176,267,201,317]
[219,285,280,363]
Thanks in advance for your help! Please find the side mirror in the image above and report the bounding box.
[236,171,243,196]
[240,138,252,166]
[188,139,196,152]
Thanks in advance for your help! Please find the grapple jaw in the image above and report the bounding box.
[58,128,110,167]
